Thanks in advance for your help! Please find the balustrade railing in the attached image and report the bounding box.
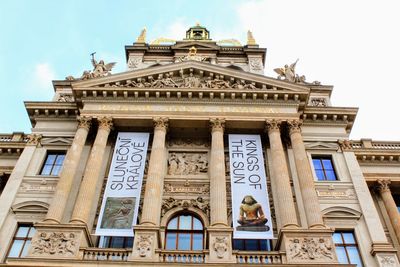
[234,251,284,264]
[81,248,130,261]
[159,250,206,263]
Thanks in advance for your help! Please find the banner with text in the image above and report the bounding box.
[96,132,149,237]
[229,134,273,239]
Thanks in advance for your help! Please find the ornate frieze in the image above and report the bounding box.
[316,188,356,199]
[161,197,210,216]
[167,152,208,175]
[20,182,56,193]
[287,237,333,261]
[163,182,210,195]
[57,94,75,102]
[167,138,210,148]
[31,232,78,257]
[310,97,328,107]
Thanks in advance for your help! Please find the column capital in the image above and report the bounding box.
[287,119,303,135]
[97,117,113,131]
[77,116,92,130]
[209,118,225,132]
[265,119,281,133]
[153,117,169,131]
[377,179,391,193]
[26,134,42,146]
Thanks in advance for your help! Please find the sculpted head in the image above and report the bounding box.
[242,195,257,205]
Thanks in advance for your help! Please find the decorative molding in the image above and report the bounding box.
[57,94,75,102]
[316,188,356,200]
[379,255,397,267]
[26,134,42,146]
[209,118,225,132]
[153,117,169,131]
[136,235,152,257]
[167,152,208,175]
[41,137,73,146]
[304,142,339,150]
[310,97,328,107]
[161,197,209,217]
[287,237,333,261]
[163,181,210,195]
[213,236,228,259]
[77,116,92,130]
[97,117,113,131]
[287,119,302,135]
[265,119,281,133]
[11,201,49,214]
[338,139,353,151]
[377,179,391,193]
[31,232,78,256]
[167,138,210,148]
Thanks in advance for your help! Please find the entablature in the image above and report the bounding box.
[24,102,78,126]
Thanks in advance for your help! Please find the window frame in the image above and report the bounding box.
[39,151,66,176]
[233,239,272,251]
[311,155,338,181]
[164,213,204,251]
[98,236,133,248]
[7,224,35,258]
[333,230,364,266]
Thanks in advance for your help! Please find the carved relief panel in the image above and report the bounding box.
[167,152,208,175]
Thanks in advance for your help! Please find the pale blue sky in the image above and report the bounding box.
[1,0,399,140]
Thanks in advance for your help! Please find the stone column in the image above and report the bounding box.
[140,117,168,226]
[70,117,113,226]
[44,116,91,224]
[377,179,400,244]
[287,120,325,228]
[209,118,228,226]
[265,119,298,228]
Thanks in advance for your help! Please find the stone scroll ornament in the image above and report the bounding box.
[161,197,210,216]
[288,237,333,261]
[31,232,78,256]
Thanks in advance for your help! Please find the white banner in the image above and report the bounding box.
[96,132,149,237]
[229,134,273,239]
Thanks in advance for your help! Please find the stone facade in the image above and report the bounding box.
[0,24,399,267]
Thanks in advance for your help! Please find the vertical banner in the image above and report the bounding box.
[229,134,273,239]
[96,132,149,237]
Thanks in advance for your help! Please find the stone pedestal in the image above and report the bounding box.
[206,227,235,263]
[27,223,92,259]
[371,242,400,267]
[129,225,160,262]
[277,228,338,265]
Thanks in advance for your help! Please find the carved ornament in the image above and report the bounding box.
[31,232,78,256]
[176,46,208,62]
[26,134,42,146]
[168,152,208,175]
[274,59,307,84]
[57,94,74,102]
[377,179,391,193]
[209,118,225,132]
[77,116,92,130]
[379,255,397,267]
[288,237,333,261]
[136,235,152,257]
[287,120,303,135]
[338,139,353,151]
[153,117,169,131]
[163,182,210,195]
[265,119,281,133]
[128,55,143,69]
[161,197,210,217]
[80,55,116,80]
[310,97,327,107]
[213,236,228,259]
[98,117,113,131]
[167,138,210,148]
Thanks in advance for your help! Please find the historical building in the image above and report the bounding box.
[0,25,399,266]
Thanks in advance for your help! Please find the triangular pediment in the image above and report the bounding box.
[305,142,339,150]
[172,41,220,50]
[41,137,73,146]
[72,61,310,94]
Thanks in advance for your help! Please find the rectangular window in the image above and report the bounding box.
[99,236,133,248]
[312,156,337,181]
[7,224,35,258]
[333,231,363,266]
[40,152,65,176]
[233,239,272,251]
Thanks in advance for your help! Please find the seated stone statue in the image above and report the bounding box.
[237,195,269,232]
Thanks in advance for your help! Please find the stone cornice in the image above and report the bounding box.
[0,133,28,156]
[24,102,79,126]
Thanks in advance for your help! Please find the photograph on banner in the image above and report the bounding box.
[96,132,149,237]
[228,134,273,239]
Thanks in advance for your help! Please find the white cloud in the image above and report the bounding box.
[234,0,400,140]
[33,63,56,90]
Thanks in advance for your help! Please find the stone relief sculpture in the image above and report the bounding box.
[274,59,306,83]
[167,138,210,148]
[31,232,77,256]
[136,235,152,257]
[213,237,228,258]
[57,94,74,102]
[310,97,328,107]
[161,197,210,216]
[287,237,333,261]
[176,46,208,62]
[167,153,208,175]
[80,53,116,80]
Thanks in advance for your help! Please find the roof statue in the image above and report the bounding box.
[274,59,306,84]
[80,53,116,80]
[247,30,257,45]
[136,28,147,43]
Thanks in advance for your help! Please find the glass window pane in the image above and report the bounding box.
[343,233,356,244]
[245,239,259,251]
[259,240,271,251]
[51,165,62,176]
[125,237,133,248]
[21,240,31,257]
[233,239,244,250]
[45,154,57,165]
[27,227,36,238]
[312,159,322,169]
[336,247,349,264]
[165,233,177,250]
[315,170,326,180]
[16,226,30,238]
[167,217,178,229]
[326,170,337,181]
[347,246,363,266]
[55,155,65,165]
[193,218,203,230]
[322,159,333,170]
[8,240,24,257]
[179,215,191,230]
[333,233,343,244]
[40,165,52,175]
[192,233,203,250]
[110,237,124,248]
[177,233,190,250]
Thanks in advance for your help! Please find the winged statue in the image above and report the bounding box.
[274,59,298,82]
[80,53,116,80]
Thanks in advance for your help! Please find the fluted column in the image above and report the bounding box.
[45,116,91,223]
[377,179,400,243]
[140,118,168,226]
[209,118,228,226]
[288,120,324,228]
[70,117,113,225]
[265,119,298,228]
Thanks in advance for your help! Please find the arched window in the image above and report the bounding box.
[165,214,203,250]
